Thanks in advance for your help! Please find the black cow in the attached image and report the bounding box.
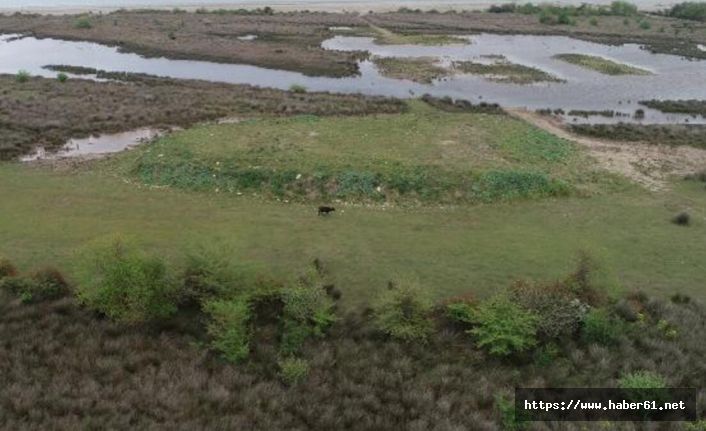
[318,206,336,216]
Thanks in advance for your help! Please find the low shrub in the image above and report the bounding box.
[610,0,638,16]
[289,84,307,93]
[466,295,539,357]
[16,70,30,83]
[73,236,179,324]
[278,357,310,385]
[672,212,690,226]
[0,257,18,279]
[668,2,706,22]
[57,73,68,82]
[581,308,623,345]
[496,394,526,430]
[639,20,651,29]
[74,17,92,29]
[205,297,252,362]
[618,370,668,403]
[509,280,588,339]
[372,278,434,342]
[280,265,336,354]
[563,253,609,306]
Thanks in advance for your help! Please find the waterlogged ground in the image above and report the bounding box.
[2,33,706,126]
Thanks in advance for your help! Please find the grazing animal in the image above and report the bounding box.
[318,206,335,216]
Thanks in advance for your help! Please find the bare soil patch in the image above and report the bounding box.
[508,108,706,190]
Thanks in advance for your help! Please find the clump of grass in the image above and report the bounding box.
[56,72,68,82]
[278,357,310,385]
[554,54,651,75]
[289,84,307,93]
[15,70,30,83]
[672,212,690,226]
[581,308,624,345]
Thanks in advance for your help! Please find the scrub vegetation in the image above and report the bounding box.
[372,56,449,83]
[571,123,706,150]
[553,53,651,75]
[0,241,704,429]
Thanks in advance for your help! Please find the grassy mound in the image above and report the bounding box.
[127,101,601,205]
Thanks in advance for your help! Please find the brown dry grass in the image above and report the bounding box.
[0,74,405,159]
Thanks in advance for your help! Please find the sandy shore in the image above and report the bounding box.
[0,0,679,15]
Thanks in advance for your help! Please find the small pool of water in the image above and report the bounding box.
[20,128,163,162]
[1,32,705,127]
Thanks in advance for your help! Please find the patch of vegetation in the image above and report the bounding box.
[453,58,564,84]
[372,56,449,84]
[56,72,69,82]
[554,54,651,75]
[457,294,539,356]
[372,27,468,46]
[420,94,503,113]
[672,212,691,226]
[205,297,252,362]
[289,84,307,93]
[372,278,434,342]
[74,16,93,29]
[73,236,179,324]
[640,99,706,116]
[15,70,30,83]
[130,102,595,205]
[278,357,310,385]
[581,308,624,345]
[0,257,18,279]
[668,2,706,22]
[571,123,706,149]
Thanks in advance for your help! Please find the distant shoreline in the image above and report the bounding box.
[0,0,680,15]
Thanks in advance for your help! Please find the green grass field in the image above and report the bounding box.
[127,102,614,204]
[1,161,703,307]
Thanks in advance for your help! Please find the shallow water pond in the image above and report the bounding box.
[1,32,705,129]
[20,128,163,162]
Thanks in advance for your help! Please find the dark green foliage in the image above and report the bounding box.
[56,72,68,82]
[289,84,307,93]
[581,308,623,345]
[496,395,527,430]
[618,370,668,403]
[280,265,336,354]
[73,236,179,324]
[668,2,706,21]
[571,124,706,150]
[642,99,706,116]
[278,357,310,385]
[467,295,539,356]
[205,297,252,362]
[372,279,434,342]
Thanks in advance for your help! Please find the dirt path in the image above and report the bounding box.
[507,108,706,191]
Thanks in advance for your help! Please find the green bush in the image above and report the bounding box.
[372,278,434,342]
[639,20,651,29]
[668,2,706,22]
[590,17,599,25]
[289,84,307,93]
[205,297,251,362]
[467,295,539,356]
[280,265,336,354]
[74,236,179,324]
[0,257,18,279]
[581,308,623,345]
[278,357,310,385]
[16,70,30,83]
[74,17,93,29]
[57,73,68,82]
[610,1,638,16]
[618,370,666,389]
[496,395,527,430]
